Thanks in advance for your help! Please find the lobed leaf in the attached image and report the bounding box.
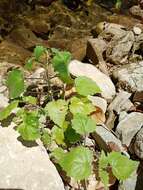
[59,146,93,180]
[45,99,68,127]
[71,113,96,135]
[6,69,25,99]
[75,76,101,96]
[52,51,73,84]
[108,152,139,181]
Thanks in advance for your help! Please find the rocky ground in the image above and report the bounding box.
[0,0,143,190]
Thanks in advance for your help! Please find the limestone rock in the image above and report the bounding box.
[0,126,65,190]
[116,112,143,146]
[92,124,127,154]
[113,61,143,92]
[68,60,116,100]
[132,127,143,159]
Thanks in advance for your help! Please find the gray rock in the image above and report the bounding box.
[93,124,127,154]
[116,112,143,146]
[132,127,143,159]
[0,126,65,190]
[108,90,133,114]
[113,61,143,92]
[68,60,116,100]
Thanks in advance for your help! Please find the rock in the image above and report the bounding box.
[133,26,142,35]
[86,38,107,64]
[116,112,143,146]
[106,91,133,129]
[0,125,65,190]
[9,26,43,49]
[86,38,108,75]
[68,60,116,100]
[106,31,135,65]
[133,91,143,103]
[92,124,127,154]
[0,40,31,65]
[89,96,107,124]
[132,127,143,159]
[130,5,143,20]
[113,61,143,92]
[107,90,133,114]
[88,96,107,114]
[108,14,143,30]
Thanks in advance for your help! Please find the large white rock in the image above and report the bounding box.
[0,126,65,190]
[68,60,116,100]
[116,112,143,146]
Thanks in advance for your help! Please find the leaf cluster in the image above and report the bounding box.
[0,45,138,186]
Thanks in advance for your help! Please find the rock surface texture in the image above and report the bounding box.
[116,112,143,146]
[113,61,143,92]
[0,126,65,190]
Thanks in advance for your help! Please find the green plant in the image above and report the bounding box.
[0,45,138,189]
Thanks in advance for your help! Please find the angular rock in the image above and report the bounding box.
[68,60,116,100]
[92,124,127,154]
[113,61,143,92]
[130,5,143,20]
[0,126,65,190]
[86,38,107,64]
[116,112,143,146]
[132,127,143,159]
[107,90,133,114]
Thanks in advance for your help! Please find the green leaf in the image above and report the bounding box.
[99,151,109,188]
[22,96,37,105]
[51,125,65,145]
[17,111,41,141]
[24,58,34,71]
[71,113,96,135]
[51,147,65,162]
[64,126,81,144]
[0,101,18,121]
[34,45,46,61]
[99,151,109,169]
[108,152,139,181]
[75,76,101,96]
[45,99,68,127]
[69,97,95,116]
[99,169,109,188]
[59,146,93,180]
[52,51,73,84]
[6,69,25,99]
[41,130,51,147]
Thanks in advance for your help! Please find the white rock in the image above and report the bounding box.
[108,90,133,114]
[113,61,143,92]
[133,26,142,35]
[69,60,116,100]
[0,126,65,190]
[116,112,143,146]
[88,96,107,113]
